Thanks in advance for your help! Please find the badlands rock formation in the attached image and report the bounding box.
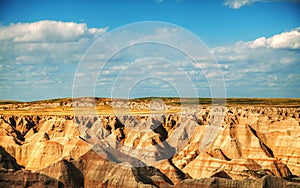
[0,98,300,187]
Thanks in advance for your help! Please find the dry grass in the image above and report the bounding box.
[0,97,299,116]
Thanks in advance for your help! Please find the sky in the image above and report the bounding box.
[0,0,300,101]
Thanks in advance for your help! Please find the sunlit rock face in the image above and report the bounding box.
[0,99,300,187]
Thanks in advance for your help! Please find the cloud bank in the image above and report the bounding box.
[212,27,300,97]
[249,28,300,49]
[0,20,299,100]
[0,20,107,43]
[0,20,107,100]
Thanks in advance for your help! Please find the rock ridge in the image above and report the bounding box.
[0,102,300,187]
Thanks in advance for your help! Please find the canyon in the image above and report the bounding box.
[0,98,300,187]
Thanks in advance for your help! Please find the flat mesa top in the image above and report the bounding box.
[0,98,299,116]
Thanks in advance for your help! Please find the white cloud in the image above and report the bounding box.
[0,20,107,43]
[213,27,300,62]
[224,0,258,9]
[211,27,300,97]
[0,20,108,73]
[249,28,300,49]
[0,20,108,100]
[224,0,300,9]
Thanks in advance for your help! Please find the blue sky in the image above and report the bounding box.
[1,0,299,46]
[0,0,300,101]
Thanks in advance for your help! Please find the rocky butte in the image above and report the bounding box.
[0,98,300,188]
